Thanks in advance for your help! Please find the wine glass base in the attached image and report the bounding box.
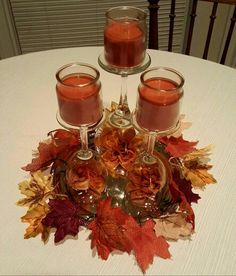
[76,149,94,161]
[98,52,151,75]
[108,111,132,129]
[141,153,157,165]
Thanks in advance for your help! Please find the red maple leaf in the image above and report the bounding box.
[22,129,80,172]
[160,135,198,157]
[88,198,171,273]
[172,170,201,204]
[42,198,84,243]
[169,180,195,228]
[124,217,171,273]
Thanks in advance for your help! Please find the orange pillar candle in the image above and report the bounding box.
[136,68,184,131]
[56,65,103,127]
[104,21,145,68]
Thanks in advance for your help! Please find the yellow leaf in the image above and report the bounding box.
[181,145,216,188]
[183,167,216,189]
[154,213,193,241]
[17,170,54,209]
[183,145,214,163]
[21,203,49,242]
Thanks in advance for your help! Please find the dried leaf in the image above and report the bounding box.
[88,198,131,260]
[67,159,105,195]
[21,203,49,242]
[169,180,195,228]
[181,145,216,189]
[17,171,54,209]
[124,218,171,273]
[23,129,80,172]
[160,135,198,157]
[183,167,216,189]
[95,126,142,176]
[183,145,214,162]
[88,198,171,273]
[172,170,201,204]
[42,198,84,243]
[154,213,193,241]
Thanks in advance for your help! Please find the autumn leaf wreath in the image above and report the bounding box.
[17,116,216,273]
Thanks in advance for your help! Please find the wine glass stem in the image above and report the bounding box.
[146,132,157,155]
[116,74,130,118]
[80,126,88,152]
[142,132,157,164]
[77,126,93,160]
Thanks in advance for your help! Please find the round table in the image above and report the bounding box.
[0,46,235,275]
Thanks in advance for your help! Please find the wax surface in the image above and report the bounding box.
[56,74,102,126]
[136,78,183,131]
[104,21,145,67]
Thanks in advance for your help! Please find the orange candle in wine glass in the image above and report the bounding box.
[104,20,145,68]
[56,66,103,126]
[136,68,184,131]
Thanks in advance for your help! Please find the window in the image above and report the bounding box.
[8,0,188,54]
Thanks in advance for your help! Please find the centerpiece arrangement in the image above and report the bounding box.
[17,6,216,274]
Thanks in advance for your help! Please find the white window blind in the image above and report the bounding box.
[9,0,188,54]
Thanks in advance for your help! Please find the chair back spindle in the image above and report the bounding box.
[185,0,198,55]
[148,0,236,65]
[202,2,218,59]
[148,0,160,49]
[168,0,176,52]
[220,6,236,64]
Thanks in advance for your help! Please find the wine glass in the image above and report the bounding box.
[98,6,151,128]
[127,67,184,219]
[132,67,185,164]
[55,62,104,161]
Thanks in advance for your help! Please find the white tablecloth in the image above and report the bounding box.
[0,46,235,275]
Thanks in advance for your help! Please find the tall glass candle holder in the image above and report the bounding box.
[56,62,104,160]
[132,67,184,164]
[98,6,151,128]
[127,67,184,219]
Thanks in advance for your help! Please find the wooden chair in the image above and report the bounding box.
[148,0,236,64]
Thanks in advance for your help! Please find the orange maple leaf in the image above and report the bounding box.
[88,198,171,273]
[124,218,171,273]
